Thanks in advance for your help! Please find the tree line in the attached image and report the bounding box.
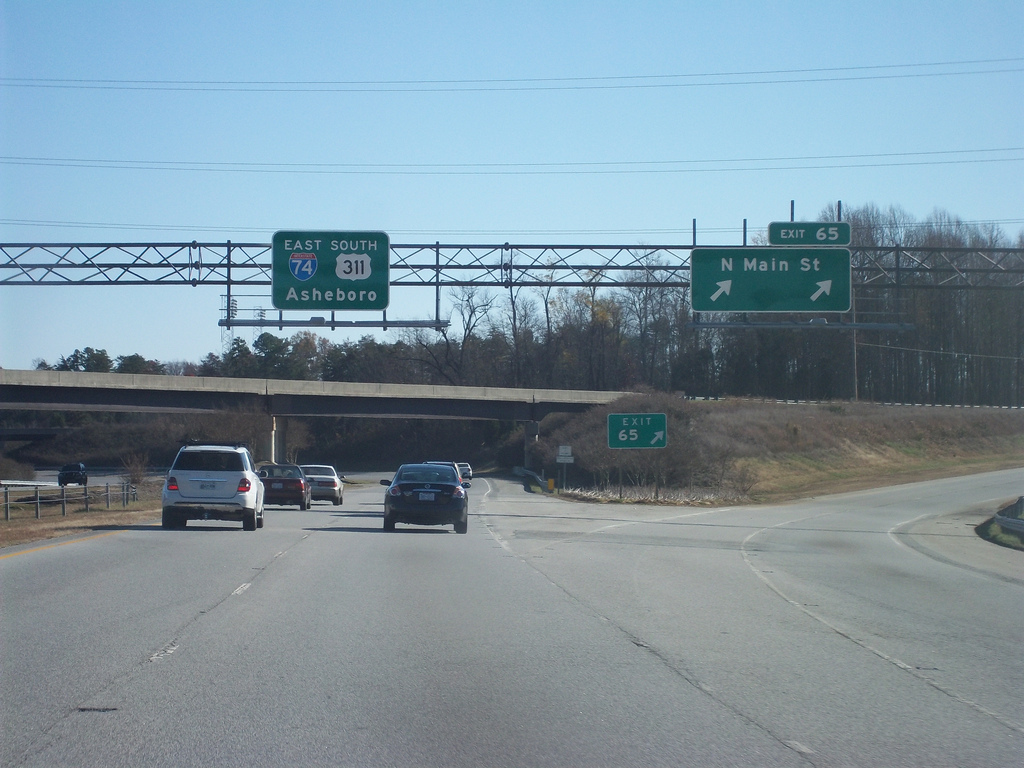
[35,204,1024,407]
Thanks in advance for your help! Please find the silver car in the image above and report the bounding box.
[300,464,345,505]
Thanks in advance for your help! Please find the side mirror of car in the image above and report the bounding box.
[462,481,472,489]
[380,479,391,486]
[258,470,267,477]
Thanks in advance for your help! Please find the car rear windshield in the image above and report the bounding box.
[302,466,335,475]
[173,451,245,472]
[263,466,302,478]
[398,467,458,484]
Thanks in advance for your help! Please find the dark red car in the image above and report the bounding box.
[258,464,311,510]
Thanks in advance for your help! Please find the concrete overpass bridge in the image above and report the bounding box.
[0,369,629,460]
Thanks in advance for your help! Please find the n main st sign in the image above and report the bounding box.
[690,247,851,313]
[272,231,390,311]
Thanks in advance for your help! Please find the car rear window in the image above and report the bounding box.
[173,451,245,472]
[303,466,334,475]
[399,467,457,484]
[264,466,301,478]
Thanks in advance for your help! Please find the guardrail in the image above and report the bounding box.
[2,483,138,522]
[994,496,1024,534]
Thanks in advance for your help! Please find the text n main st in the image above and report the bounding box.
[690,247,851,313]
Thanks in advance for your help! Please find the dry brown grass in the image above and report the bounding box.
[709,401,1024,501]
[0,508,161,550]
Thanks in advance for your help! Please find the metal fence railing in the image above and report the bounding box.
[2,483,138,522]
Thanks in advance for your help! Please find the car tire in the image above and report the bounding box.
[299,496,308,511]
[383,515,396,532]
[335,492,343,506]
[161,508,174,529]
[243,507,257,531]
[256,510,264,529]
[454,519,468,534]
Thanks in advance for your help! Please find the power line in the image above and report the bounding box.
[3,217,1022,237]
[857,341,1024,362]
[2,57,1021,92]
[2,148,1021,176]
[0,219,739,236]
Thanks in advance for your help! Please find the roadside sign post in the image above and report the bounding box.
[607,413,667,449]
[691,247,851,313]
[272,230,390,311]
[556,445,574,489]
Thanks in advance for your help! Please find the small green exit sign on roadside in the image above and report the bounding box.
[608,413,667,449]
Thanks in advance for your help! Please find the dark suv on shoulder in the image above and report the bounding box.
[58,462,88,486]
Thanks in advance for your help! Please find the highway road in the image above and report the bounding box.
[2,470,1022,767]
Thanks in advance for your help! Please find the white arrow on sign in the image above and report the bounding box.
[710,280,732,302]
[810,280,832,302]
[650,431,665,445]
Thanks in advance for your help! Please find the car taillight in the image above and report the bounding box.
[452,486,467,499]
[388,486,403,497]
[166,477,178,491]
[237,478,252,492]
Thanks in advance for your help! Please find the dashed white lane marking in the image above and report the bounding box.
[784,740,815,755]
[232,582,251,595]
[149,641,179,662]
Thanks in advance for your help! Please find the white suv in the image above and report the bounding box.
[162,444,265,531]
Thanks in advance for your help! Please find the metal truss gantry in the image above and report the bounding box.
[3,241,1023,330]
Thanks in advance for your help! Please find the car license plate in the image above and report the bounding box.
[200,482,215,490]
[272,482,283,489]
[418,492,435,501]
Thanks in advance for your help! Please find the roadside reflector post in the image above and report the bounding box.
[61,486,67,516]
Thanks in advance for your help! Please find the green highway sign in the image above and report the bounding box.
[691,247,851,313]
[768,221,851,246]
[608,413,667,449]
[272,231,390,311]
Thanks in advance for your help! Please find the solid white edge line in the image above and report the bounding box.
[741,517,1024,735]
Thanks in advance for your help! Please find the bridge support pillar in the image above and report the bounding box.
[523,420,539,468]
[269,416,288,463]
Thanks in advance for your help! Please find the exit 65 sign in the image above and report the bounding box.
[608,413,667,449]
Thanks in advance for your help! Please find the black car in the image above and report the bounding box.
[380,463,470,533]
[58,462,88,486]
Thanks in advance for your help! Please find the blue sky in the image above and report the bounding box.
[2,1,1022,370]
